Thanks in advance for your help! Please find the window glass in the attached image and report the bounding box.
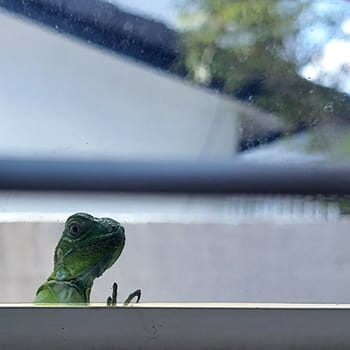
[0,0,349,304]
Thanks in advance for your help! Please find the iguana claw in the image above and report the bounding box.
[124,289,141,305]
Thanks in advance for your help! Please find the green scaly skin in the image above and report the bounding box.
[34,213,127,304]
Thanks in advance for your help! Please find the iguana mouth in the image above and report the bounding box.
[80,229,124,250]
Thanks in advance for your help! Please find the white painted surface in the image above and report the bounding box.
[1,219,350,304]
[1,306,350,349]
[0,10,238,160]
[0,191,340,223]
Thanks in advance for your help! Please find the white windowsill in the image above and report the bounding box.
[1,303,349,349]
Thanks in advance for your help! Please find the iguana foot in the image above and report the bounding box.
[106,282,141,306]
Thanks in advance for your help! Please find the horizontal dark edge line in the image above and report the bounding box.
[0,158,349,195]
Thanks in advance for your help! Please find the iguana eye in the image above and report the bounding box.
[68,223,82,237]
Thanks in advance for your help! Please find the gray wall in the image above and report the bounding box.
[1,220,350,304]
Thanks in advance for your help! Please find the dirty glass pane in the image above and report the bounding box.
[0,0,349,305]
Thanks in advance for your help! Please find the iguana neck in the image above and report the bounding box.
[48,264,101,302]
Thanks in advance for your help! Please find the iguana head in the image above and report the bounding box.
[51,213,125,283]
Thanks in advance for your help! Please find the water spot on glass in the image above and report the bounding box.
[123,22,133,31]
[323,103,334,113]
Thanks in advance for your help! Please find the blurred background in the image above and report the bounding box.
[0,0,349,303]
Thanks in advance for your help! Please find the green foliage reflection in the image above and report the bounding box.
[175,0,349,129]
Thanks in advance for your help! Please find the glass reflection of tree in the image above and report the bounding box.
[175,0,350,130]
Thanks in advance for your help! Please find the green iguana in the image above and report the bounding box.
[34,212,140,305]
